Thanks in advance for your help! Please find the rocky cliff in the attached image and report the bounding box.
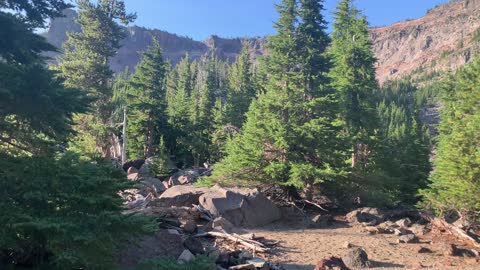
[44,0,480,82]
[370,0,480,83]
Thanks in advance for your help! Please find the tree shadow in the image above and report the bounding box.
[276,262,316,270]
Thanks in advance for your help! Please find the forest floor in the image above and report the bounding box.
[248,217,480,270]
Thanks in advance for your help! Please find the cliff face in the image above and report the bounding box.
[45,0,480,81]
[370,0,480,83]
[44,9,267,71]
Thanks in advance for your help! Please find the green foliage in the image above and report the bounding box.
[127,37,168,159]
[150,137,175,178]
[213,0,349,194]
[133,256,215,270]
[0,153,156,270]
[420,59,480,221]
[0,0,72,28]
[56,0,135,157]
[0,11,90,156]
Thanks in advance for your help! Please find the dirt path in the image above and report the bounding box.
[249,221,480,270]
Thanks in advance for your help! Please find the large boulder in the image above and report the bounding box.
[199,185,281,227]
[148,185,209,207]
[315,256,351,270]
[168,169,201,186]
[343,247,371,268]
[346,207,385,226]
[122,159,145,172]
[117,229,183,269]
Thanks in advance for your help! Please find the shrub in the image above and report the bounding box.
[0,152,156,270]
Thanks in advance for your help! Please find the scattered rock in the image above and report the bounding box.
[177,249,195,264]
[343,242,353,248]
[149,185,209,207]
[246,258,266,268]
[314,256,351,270]
[363,226,379,235]
[213,217,235,232]
[140,177,167,194]
[167,229,180,235]
[228,264,257,270]
[344,247,371,268]
[393,227,411,236]
[398,234,418,243]
[409,223,430,236]
[395,218,412,228]
[183,236,204,255]
[310,214,333,228]
[418,247,433,253]
[199,185,281,227]
[127,172,139,180]
[169,169,201,186]
[346,208,384,226]
[123,159,145,172]
[127,166,138,174]
[182,220,197,234]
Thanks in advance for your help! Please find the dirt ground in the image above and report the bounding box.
[248,219,480,270]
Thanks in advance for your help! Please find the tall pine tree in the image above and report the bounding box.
[56,0,135,158]
[214,0,348,198]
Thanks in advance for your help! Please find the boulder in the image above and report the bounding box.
[127,172,139,180]
[246,258,266,268]
[168,169,201,186]
[395,218,412,228]
[122,159,145,172]
[127,166,138,174]
[199,185,281,227]
[177,249,195,264]
[418,247,433,253]
[117,229,183,269]
[140,177,167,194]
[213,217,235,232]
[183,236,204,255]
[310,214,333,228]
[343,247,371,268]
[409,223,430,236]
[314,256,351,270]
[182,220,197,234]
[346,208,385,226]
[228,264,256,270]
[398,234,418,243]
[149,185,209,207]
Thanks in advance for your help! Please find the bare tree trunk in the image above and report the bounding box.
[145,112,154,158]
[121,107,127,164]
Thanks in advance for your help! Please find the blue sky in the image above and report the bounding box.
[117,0,450,40]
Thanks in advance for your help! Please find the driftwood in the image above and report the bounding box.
[423,213,480,248]
[196,230,269,253]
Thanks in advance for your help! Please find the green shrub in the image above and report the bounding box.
[0,152,156,270]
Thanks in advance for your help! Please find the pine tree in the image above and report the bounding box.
[56,0,135,158]
[128,37,168,159]
[0,10,90,155]
[225,45,257,128]
[421,59,480,221]
[214,0,348,197]
[329,0,378,169]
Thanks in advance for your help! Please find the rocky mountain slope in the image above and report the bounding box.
[44,0,480,82]
[370,0,480,83]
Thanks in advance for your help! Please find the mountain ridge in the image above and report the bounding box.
[44,0,480,83]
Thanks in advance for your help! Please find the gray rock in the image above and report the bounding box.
[310,214,333,228]
[177,249,195,264]
[212,217,235,231]
[346,208,385,226]
[182,220,197,234]
[344,247,371,268]
[183,236,204,255]
[398,234,418,243]
[199,185,281,227]
[247,258,266,268]
[127,166,138,174]
[395,218,412,228]
[149,185,209,207]
[410,223,430,236]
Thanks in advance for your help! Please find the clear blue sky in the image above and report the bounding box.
[118,0,450,40]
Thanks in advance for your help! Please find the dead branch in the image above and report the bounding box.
[423,213,480,248]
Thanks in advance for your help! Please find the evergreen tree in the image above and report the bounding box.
[128,37,168,159]
[329,0,378,169]
[0,10,89,155]
[214,0,348,197]
[56,0,135,158]
[225,45,257,128]
[421,59,480,221]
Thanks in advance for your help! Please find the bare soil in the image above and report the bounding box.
[248,219,480,270]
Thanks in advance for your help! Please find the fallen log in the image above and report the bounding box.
[196,231,269,253]
[423,213,480,248]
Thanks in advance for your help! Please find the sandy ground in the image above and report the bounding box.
[248,220,480,270]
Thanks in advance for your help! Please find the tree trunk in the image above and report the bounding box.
[145,112,154,158]
[121,107,127,164]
